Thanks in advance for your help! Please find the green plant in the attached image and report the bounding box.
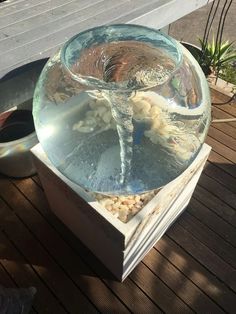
[218,62,236,85]
[198,38,236,75]
[197,0,235,77]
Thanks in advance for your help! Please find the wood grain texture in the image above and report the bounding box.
[0,59,236,313]
[155,236,236,313]
[11,178,162,313]
[0,0,211,78]
[0,197,98,314]
[0,225,67,314]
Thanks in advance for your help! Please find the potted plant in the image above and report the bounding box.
[182,0,236,123]
[183,0,236,78]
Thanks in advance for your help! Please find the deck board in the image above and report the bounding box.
[0,0,102,42]
[0,0,212,79]
[0,227,67,314]
[0,198,99,314]
[179,212,236,268]
[189,197,236,246]
[0,260,18,288]
[1,0,236,310]
[194,184,236,227]
[206,150,236,178]
[142,249,224,313]
[208,126,236,151]
[167,222,236,293]
[199,173,236,209]
[155,236,236,313]
[203,161,236,194]
[0,88,236,312]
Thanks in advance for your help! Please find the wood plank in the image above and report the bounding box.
[212,107,236,136]
[203,161,236,194]
[167,223,236,293]
[0,227,67,314]
[142,249,224,313]
[130,262,194,313]
[155,236,236,314]
[0,197,99,314]
[42,209,163,314]
[0,0,102,43]
[0,0,162,75]
[206,136,236,164]
[31,175,43,189]
[45,213,164,314]
[0,0,67,28]
[0,261,18,288]
[193,185,236,227]
[210,88,236,119]
[0,0,126,71]
[211,88,232,105]
[208,126,236,151]
[0,179,132,313]
[10,177,174,313]
[0,262,38,314]
[189,197,236,247]
[198,173,236,210]
[207,150,236,179]
[8,177,166,313]
[179,211,236,268]
[0,0,46,17]
[0,0,42,16]
[215,104,236,118]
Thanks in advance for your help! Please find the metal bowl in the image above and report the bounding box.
[0,59,47,177]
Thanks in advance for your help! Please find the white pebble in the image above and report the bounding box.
[119,204,128,210]
[152,119,162,130]
[134,113,145,120]
[150,135,159,144]
[85,117,97,126]
[123,199,135,206]
[77,126,94,133]
[144,130,153,138]
[72,121,83,130]
[105,205,113,211]
[89,101,97,109]
[150,106,161,117]
[141,100,151,112]
[97,106,107,116]
[104,199,114,206]
[102,111,112,124]
[86,110,96,118]
[119,196,126,202]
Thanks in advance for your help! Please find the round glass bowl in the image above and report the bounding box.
[33,24,211,195]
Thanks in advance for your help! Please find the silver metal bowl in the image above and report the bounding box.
[0,59,47,177]
[0,129,38,177]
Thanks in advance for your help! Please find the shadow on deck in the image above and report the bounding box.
[0,86,236,313]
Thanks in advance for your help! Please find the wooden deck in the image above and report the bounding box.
[0,88,236,313]
[0,0,211,79]
[0,0,235,312]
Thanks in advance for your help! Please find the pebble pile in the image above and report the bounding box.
[73,91,201,163]
[94,190,159,223]
[73,90,203,222]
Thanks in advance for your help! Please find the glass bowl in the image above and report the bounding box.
[33,24,211,195]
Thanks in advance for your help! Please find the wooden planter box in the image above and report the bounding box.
[31,143,211,281]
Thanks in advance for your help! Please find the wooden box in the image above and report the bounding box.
[31,143,211,281]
